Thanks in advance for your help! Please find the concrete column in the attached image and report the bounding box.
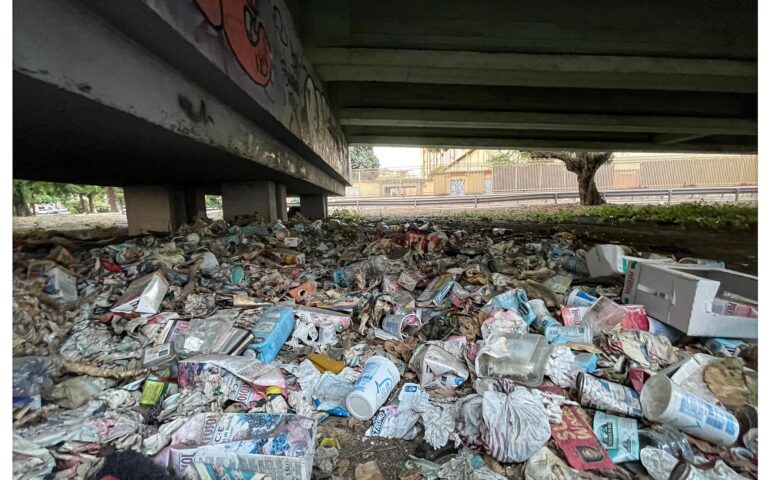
[300,194,328,220]
[222,181,278,222]
[124,185,186,235]
[275,183,288,222]
[184,187,208,222]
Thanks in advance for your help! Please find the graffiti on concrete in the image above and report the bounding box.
[148,0,349,180]
[194,0,271,87]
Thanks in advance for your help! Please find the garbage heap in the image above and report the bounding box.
[12,215,758,480]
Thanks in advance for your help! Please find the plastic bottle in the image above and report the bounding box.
[243,306,295,363]
[561,256,590,276]
[333,255,390,287]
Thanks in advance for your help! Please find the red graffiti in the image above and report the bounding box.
[195,0,272,87]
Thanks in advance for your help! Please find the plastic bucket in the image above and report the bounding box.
[346,356,400,420]
[566,289,597,307]
[640,374,739,447]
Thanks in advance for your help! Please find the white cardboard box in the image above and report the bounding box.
[622,261,757,339]
[586,244,626,277]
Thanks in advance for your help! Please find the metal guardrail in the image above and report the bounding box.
[329,186,758,208]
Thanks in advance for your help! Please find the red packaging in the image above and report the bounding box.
[560,306,588,327]
[100,259,123,273]
[621,305,650,331]
[540,385,615,471]
[628,368,651,394]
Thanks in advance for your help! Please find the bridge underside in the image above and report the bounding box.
[291,0,757,152]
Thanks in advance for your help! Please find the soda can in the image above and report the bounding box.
[576,372,643,418]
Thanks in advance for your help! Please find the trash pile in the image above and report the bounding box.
[12,215,758,479]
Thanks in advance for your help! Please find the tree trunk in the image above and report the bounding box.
[107,187,119,212]
[13,193,31,216]
[87,193,95,213]
[79,194,86,213]
[578,169,605,206]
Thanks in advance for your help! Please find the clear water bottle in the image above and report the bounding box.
[333,255,390,287]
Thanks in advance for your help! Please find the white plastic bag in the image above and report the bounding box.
[480,387,551,463]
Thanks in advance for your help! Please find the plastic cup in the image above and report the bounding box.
[566,289,597,307]
[640,374,739,447]
[346,356,400,420]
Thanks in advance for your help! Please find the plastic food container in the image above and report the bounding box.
[474,332,551,387]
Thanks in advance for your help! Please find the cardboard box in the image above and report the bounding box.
[622,262,757,339]
[111,270,169,314]
[586,245,625,277]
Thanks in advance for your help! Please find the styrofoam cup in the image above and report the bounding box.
[566,289,597,307]
[346,356,400,420]
[640,374,739,447]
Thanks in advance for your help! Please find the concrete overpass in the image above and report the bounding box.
[14,0,757,233]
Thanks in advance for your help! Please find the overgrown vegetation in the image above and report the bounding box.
[331,208,362,220]
[350,146,380,170]
[459,203,757,230]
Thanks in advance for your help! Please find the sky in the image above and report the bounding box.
[373,146,421,170]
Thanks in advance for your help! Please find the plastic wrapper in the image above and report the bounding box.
[478,387,551,463]
[44,376,114,409]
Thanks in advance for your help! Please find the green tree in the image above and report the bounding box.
[530,151,613,205]
[350,146,380,169]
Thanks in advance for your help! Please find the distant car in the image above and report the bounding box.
[36,204,70,215]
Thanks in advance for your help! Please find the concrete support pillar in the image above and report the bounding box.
[184,187,208,223]
[300,194,328,220]
[221,181,278,222]
[124,185,186,235]
[275,183,288,222]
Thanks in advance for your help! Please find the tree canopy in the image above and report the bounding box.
[350,146,380,169]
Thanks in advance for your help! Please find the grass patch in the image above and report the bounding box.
[456,203,757,230]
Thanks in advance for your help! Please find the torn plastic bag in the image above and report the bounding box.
[415,400,457,449]
[478,387,551,463]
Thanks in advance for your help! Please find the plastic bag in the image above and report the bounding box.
[479,387,551,463]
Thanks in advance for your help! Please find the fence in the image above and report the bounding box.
[346,154,757,198]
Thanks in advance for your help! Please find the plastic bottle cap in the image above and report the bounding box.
[266,386,282,396]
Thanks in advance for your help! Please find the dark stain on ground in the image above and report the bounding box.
[76,83,92,93]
